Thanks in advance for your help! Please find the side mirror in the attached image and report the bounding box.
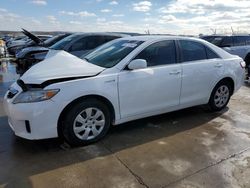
[128,59,147,70]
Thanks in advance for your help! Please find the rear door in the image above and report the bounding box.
[178,40,224,106]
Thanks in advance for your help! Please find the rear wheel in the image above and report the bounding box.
[208,81,232,111]
[61,99,111,146]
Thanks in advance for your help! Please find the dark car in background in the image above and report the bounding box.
[16,32,131,73]
[49,32,130,57]
[200,35,221,43]
[201,34,250,79]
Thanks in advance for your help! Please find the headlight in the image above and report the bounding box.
[13,89,59,104]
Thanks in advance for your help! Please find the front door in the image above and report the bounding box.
[118,40,182,118]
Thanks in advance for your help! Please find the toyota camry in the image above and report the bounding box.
[3,36,245,146]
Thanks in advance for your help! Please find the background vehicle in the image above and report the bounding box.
[1,35,13,43]
[6,35,28,48]
[3,36,245,146]
[0,38,6,57]
[16,32,131,72]
[16,33,72,71]
[201,34,250,79]
[200,35,221,43]
[7,36,52,55]
[7,29,52,55]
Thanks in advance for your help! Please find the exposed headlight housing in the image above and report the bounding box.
[13,89,60,104]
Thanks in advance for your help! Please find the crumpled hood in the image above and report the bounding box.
[16,46,48,58]
[22,28,43,45]
[21,50,105,85]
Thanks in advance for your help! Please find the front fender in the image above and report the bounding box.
[46,74,120,123]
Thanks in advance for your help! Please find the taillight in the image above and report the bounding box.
[240,61,246,68]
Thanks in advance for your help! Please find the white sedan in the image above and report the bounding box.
[3,36,245,146]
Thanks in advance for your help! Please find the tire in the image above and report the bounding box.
[208,81,232,112]
[245,54,250,80]
[61,99,111,146]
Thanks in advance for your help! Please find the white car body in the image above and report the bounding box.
[3,36,245,140]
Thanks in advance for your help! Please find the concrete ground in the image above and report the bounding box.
[0,61,250,188]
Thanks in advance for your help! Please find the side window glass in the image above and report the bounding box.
[179,40,207,62]
[220,37,233,47]
[85,36,104,50]
[70,38,86,51]
[246,36,250,45]
[135,40,176,67]
[206,47,220,59]
[234,36,246,46]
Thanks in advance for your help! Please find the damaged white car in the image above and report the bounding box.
[3,36,245,146]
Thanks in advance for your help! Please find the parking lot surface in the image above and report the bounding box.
[0,61,250,188]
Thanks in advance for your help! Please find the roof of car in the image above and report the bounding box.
[201,34,250,37]
[36,35,53,37]
[70,32,133,37]
[118,35,202,42]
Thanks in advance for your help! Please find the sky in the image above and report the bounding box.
[0,0,250,35]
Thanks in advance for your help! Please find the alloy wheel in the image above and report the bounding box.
[214,85,230,108]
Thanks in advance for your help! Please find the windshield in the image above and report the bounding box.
[25,39,35,45]
[44,35,60,46]
[50,34,79,50]
[83,39,144,68]
[43,34,67,47]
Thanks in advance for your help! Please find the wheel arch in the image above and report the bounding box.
[213,77,235,96]
[57,94,116,138]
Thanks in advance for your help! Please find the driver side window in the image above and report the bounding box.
[134,40,176,67]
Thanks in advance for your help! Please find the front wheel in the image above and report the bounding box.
[61,99,111,146]
[208,81,232,112]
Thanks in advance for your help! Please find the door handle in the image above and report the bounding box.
[214,63,222,68]
[169,70,181,75]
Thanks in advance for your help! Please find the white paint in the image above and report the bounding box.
[3,36,245,140]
